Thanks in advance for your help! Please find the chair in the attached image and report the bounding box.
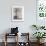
[4,27,19,46]
[18,33,30,46]
[4,33,18,46]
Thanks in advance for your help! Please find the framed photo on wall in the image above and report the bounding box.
[11,6,24,21]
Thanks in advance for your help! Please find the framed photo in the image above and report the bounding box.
[11,6,24,21]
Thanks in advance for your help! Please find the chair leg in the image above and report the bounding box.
[16,34,18,46]
[17,35,18,46]
[4,33,7,46]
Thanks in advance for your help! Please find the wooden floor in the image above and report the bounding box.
[0,42,46,46]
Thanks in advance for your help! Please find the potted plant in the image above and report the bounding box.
[33,32,46,43]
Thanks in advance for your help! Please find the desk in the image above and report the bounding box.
[4,33,30,46]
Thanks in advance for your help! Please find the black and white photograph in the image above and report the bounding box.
[12,6,24,21]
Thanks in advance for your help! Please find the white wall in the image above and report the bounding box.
[0,0,36,42]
